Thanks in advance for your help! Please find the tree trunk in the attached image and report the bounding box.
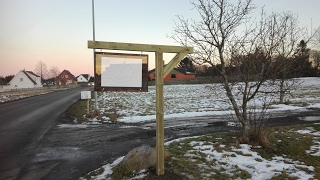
[279,78,285,103]
[241,82,250,132]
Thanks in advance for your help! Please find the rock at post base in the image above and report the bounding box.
[120,145,156,173]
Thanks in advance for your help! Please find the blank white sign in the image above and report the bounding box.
[101,57,142,87]
[81,91,91,99]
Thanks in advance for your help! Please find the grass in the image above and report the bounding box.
[164,123,320,180]
[79,123,320,179]
[66,99,88,123]
[67,91,123,124]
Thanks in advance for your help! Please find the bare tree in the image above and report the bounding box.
[34,61,49,80]
[171,0,308,140]
[48,66,60,79]
[176,57,196,72]
[310,50,320,74]
[262,12,309,104]
[312,27,320,49]
[171,0,259,135]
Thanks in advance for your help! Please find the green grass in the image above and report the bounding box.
[66,99,88,123]
[165,123,320,180]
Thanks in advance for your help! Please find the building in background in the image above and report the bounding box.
[148,67,196,81]
[77,74,90,83]
[6,70,43,89]
[56,70,77,85]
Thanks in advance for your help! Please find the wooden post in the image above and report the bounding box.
[87,40,193,176]
[155,51,165,175]
[87,99,90,114]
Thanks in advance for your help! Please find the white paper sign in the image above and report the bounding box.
[101,57,142,87]
[81,91,91,99]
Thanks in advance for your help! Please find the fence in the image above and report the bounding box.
[0,84,80,93]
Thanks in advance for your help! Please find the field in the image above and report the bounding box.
[82,77,320,124]
[2,77,319,179]
[79,77,320,179]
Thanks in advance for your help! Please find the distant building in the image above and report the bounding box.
[77,74,90,83]
[56,70,77,85]
[7,70,43,89]
[148,67,196,81]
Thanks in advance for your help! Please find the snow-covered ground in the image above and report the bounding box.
[82,125,320,180]
[0,88,68,103]
[2,78,319,179]
[81,77,320,180]
[89,77,320,123]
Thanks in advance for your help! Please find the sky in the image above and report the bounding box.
[1,0,319,77]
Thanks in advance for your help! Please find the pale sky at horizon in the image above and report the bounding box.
[1,0,319,77]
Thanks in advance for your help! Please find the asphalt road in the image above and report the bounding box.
[0,87,320,180]
[0,87,91,180]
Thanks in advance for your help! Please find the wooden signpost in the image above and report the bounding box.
[81,91,91,114]
[88,40,193,175]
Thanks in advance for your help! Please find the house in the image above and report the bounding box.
[77,74,90,83]
[148,67,196,81]
[0,79,8,92]
[7,70,43,89]
[56,70,77,85]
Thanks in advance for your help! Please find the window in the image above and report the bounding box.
[61,75,64,78]
[171,74,176,79]
[65,75,68,78]
[20,78,23,82]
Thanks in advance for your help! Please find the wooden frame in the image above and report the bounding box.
[88,41,193,175]
[88,41,192,53]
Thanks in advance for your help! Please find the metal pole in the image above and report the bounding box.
[92,0,95,41]
[92,0,98,109]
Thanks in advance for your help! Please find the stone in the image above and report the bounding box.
[120,145,156,172]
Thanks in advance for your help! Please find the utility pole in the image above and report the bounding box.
[92,0,98,109]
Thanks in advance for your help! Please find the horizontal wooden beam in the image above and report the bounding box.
[88,41,193,54]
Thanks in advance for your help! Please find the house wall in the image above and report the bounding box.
[77,75,89,82]
[149,72,196,81]
[56,71,77,85]
[29,74,42,88]
[8,71,38,89]
[176,74,196,79]
[164,74,195,81]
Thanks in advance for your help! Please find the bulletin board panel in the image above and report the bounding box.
[94,52,148,92]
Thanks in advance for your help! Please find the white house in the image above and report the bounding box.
[77,74,90,83]
[7,70,43,89]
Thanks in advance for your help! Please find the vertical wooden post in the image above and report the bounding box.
[87,40,193,176]
[87,99,90,114]
[155,51,164,175]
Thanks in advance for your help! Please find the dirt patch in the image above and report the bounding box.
[141,166,187,180]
